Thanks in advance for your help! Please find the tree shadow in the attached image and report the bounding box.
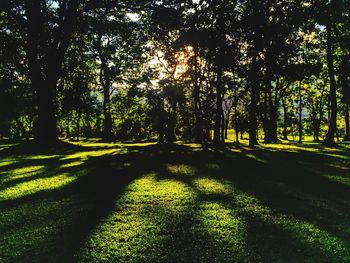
[0,141,350,262]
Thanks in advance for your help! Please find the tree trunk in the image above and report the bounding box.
[282,96,288,140]
[249,61,259,147]
[36,78,57,142]
[262,90,269,143]
[102,83,112,139]
[314,120,320,142]
[344,103,350,141]
[233,88,239,143]
[99,53,113,140]
[75,110,81,141]
[214,66,223,144]
[66,117,70,139]
[193,45,202,142]
[224,111,230,140]
[269,107,278,142]
[298,81,303,143]
[25,1,78,143]
[166,103,177,142]
[324,23,337,146]
[221,111,226,143]
[25,2,57,143]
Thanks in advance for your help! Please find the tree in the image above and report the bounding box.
[3,1,81,142]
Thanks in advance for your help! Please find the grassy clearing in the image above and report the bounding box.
[0,137,349,262]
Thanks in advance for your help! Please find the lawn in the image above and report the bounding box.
[0,138,350,262]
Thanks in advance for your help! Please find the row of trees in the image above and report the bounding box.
[0,0,349,146]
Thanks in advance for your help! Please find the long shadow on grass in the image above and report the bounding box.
[0,142,350,262]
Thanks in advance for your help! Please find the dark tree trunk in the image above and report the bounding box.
[233,88,239,143]
[214,66,223,144]
[262,91,269,143]
[269,107,278,142]
[249,59,259,147]
[36,78,57,142]
[298,81,303,143]
[235,127,239,143]
[99,53,113,140]
[75,111,81,141]
[102,84,112,139]
[314,120,320,142]
[264,107,278,143]
[282,96,288,140]
[224,111,230,140]
[221,111,226,143]
[66,117,70,139]
[25,2,57,143]
[193,85,202,142]
[205,123,211,141]
[324,23,337,146]
[24,0,78,143]
[193,45,203,142]
[345,103,350,141]
[166,106,177,143]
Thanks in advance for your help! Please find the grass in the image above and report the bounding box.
[0,136,350,262]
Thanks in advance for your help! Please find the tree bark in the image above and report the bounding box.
[75,110,81,141]
[99,54,113,140]
[214,66,223,144]
[345,103,350,141]
[24,0,78,143]
[249,55,259,147]
[25,1,57,142]
[166,103,177,142]
[282,96,288,140]
[324,23,337,146]
[221,110,226,143]
[224,111,230,140]
[298,81,303,143]
[193,45,203,142]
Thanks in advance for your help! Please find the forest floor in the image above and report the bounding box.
[0,136,350,262]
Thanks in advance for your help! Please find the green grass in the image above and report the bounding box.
[0,137,350,262]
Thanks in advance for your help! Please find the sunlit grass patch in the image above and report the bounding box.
[119,173,195,205]
[177,141,203,150]
[166,164,196,177]
[323,174,350,186]
[0,142,20,151]
[193,201,249,261]
[60,148,118,162]
[60,160,84,169]
[0,165,46,182]
[0,172,80,200]
[244,153,268,163]
[0,158,16,168]
[78,173,196,262]
[194,178,233,195]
